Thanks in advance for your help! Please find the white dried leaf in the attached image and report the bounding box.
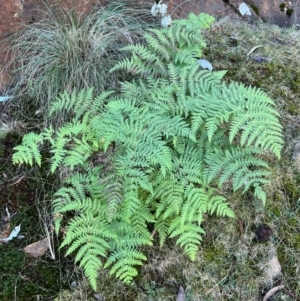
[161,15,172,27]
[239,3,251,16]
[160,3,168,16]
[0,96,13,102]
[1,225,21,242]
[197,59,213,71]
[151,3,158,16]
[264,247,282,280]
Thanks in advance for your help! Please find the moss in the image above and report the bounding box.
[279,3,286,11]
[290,72,300,93]
[270,204,282,218]
[38,264,60,288]
[203,244,226,265]
[282,179,300,201]
[250,5,259,15]
[286,8,294,16]
[0,242,62,300]
[277,244,298,279]
[273,191,285,203]
[291,234,300,248]
[288,217,299,227]
[284,99,300,115]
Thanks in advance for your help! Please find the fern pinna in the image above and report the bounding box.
[12,13,283,289]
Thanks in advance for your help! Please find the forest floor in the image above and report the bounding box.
[1,1,300,301]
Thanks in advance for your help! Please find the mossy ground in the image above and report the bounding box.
[2,14,300,301]
[53,18,300,301]
[0,131,75,300]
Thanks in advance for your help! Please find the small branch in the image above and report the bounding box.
[247,45,263,56]
[263,285,284,301]
[8,175,25,186]
[282,287,300,301]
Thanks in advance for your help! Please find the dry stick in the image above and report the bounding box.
[238,219,243,236]
[293,0,298,24]
[169,0,199,17]
[204,265,233,296]
[282,287,300,301]
[263,285,284,301]
[8,175,25,186]
[247,45,263,57]
[36,192,56,260]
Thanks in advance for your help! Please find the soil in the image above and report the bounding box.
[0,0,300,92]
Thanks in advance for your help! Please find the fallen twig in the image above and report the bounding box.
[263,285,284,301]
[8,176,25,186]
[247,45,263,56]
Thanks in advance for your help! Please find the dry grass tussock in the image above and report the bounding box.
[3,0,156,127]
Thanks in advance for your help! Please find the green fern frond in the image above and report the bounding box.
[168,217,205,261]
[49,88,94,118]
[233,169,271,192]
[50,147,67,173]
[59,214,117,291]
[208,195,235,217]
[254,184,267,204]
[225,82,284,157]
[131,205,156,234]
[204,147,269,186]
[119,175,153,224]
[105,248,146,283]
[12,132,43,166]
[49,89,78,117]
[154,218,171,246]
[71,87,94,120]
[79,254,102,291]
[85,91,115,120]
[153,177,185,218]
[181,186,208,224]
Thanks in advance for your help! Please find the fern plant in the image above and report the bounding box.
[12,13,283,290]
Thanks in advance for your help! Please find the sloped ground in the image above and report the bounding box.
[62,17,300,301]
[53,15,300,301]
[1,1,300,301]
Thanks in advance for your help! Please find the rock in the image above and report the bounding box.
[23,237,49,258]
[176,286,185,301]
[264,246,282,280]
[292,142,300,161]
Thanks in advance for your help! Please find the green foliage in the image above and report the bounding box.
[12,13,283,290]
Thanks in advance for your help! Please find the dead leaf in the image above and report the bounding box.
[0,221,10,241]
[23,237,49,258]
[1,224,21,242]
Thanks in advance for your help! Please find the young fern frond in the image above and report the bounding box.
[104,248,147,283]
[49,89,78,117]
[168,216,206,261]
[12,132,43,167]
[60,213,116,291]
